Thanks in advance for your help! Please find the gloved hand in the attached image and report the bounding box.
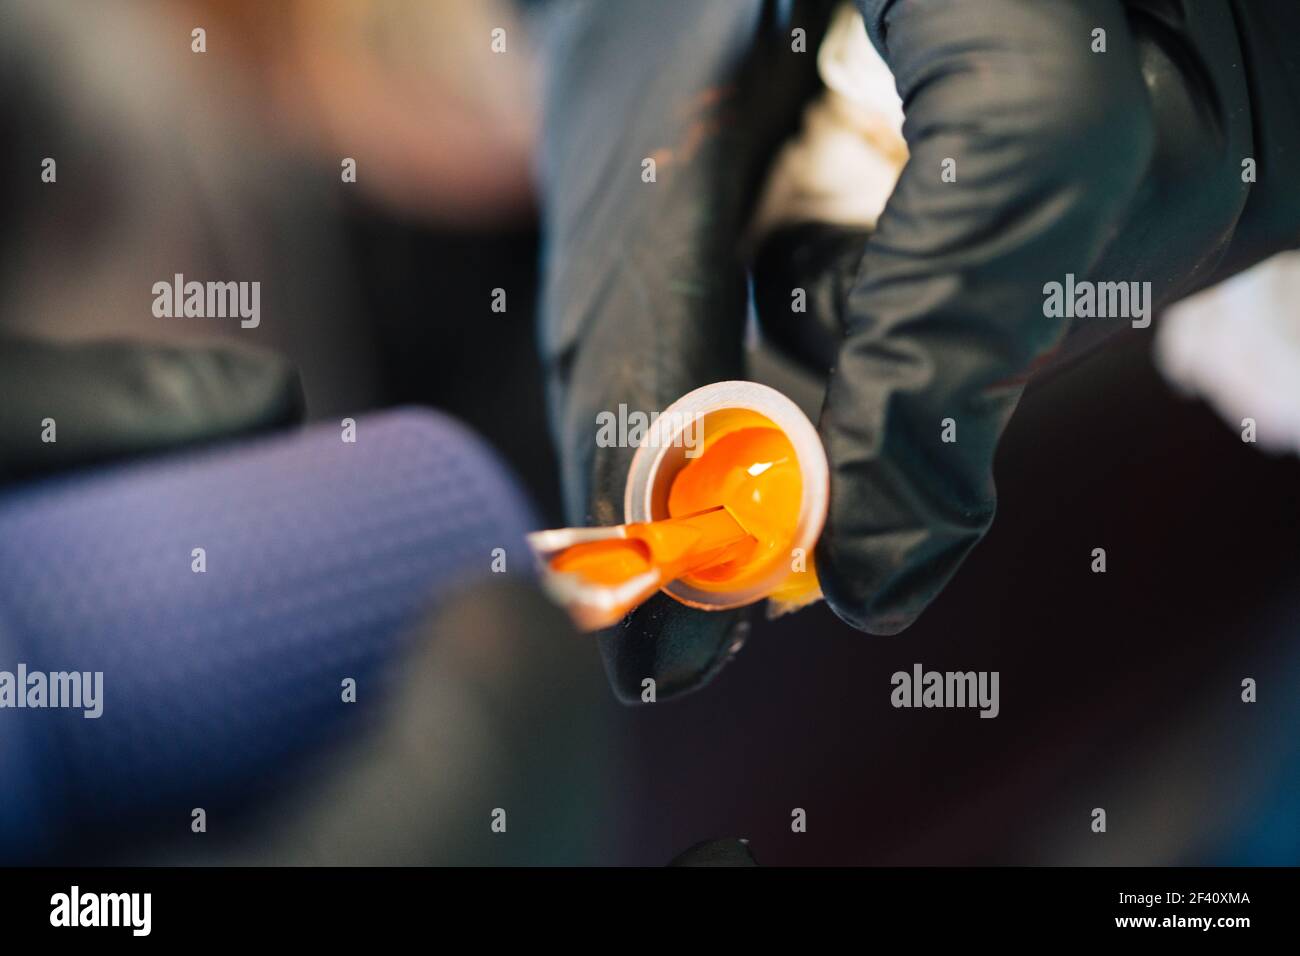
[0,335,303,482]
[539,0,835,702]
[539,0,1300,701]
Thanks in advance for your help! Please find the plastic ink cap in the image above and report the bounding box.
[623,380,829,613]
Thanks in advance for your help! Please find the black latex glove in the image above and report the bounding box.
[539,0,835,702]
[0,335,304,482]
[541,0,1300,699]
[805,0,1297,635]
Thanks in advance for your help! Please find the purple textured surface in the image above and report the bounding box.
[0,408,536,858]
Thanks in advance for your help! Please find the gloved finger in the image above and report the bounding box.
[540,0,832,523]
[0,336,303,480]
[818,0,1154,633]
[596,594,752,705]
[752,220,1130,395]
[539,0,831,700]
